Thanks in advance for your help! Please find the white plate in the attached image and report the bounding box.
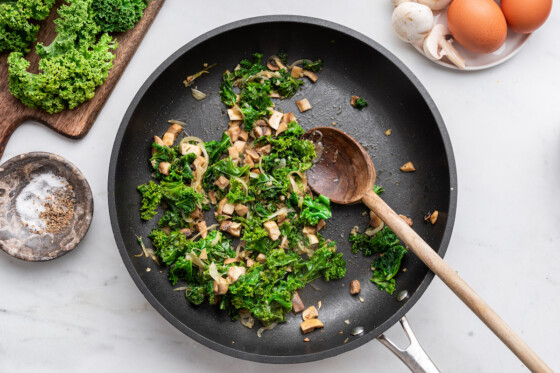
[419,8,531,71]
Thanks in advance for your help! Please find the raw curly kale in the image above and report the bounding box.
[0,0,55,54]
[7,0,117,113]
[92,0,149,33]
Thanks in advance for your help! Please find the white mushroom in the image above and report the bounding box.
[422,24,466,69]
[417,0,452,10]
[392,2,434,44]
[391,0,452,11]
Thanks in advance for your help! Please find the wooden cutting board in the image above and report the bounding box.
[0,0,165,159]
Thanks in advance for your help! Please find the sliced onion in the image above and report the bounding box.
[208,262,222,282]
[168,119,187,126]
[309,283,321,292]
[189,223,219,241]
[173,287,188,292]
[235,243,242,259]
[239,310,255,329]
[258,156,264,175]
[191,88,207,100]
[257,322,278,338]
[185,252,205,268]
[211,231,221,247]
[288,171,307,196]
[288,59,306,70]
[365,221,385,237]
[265,207,294,221]
[249,172,259,179]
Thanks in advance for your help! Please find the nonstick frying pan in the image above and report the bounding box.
[108,16,457,367]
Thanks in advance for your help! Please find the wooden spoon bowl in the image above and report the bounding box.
[305,127,375,204]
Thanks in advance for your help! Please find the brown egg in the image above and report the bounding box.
[501,0,553,34]
[447,0,508,54]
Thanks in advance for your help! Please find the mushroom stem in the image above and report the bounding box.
[439,38,466,70]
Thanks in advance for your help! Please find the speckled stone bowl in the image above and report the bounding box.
[0,152,93,261]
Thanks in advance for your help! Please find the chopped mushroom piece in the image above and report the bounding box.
[158,162,171,175]
[256,144,272,155]
[276,121,288,136]
[303,338,310,342]
[180,143,202,156]
[350,280,361,295]
[245,148,260,162]
[302,226,317,235]
[213,277,229,295]
[267,56,286,71]
[227,108,243,121]
[238,130,249,142]
[196,220,208,239]
[222,203,235,216]
[305,233,319,249]
[302,306,319,321]
[369,211,382,228]
[316,219,326,231]
[217,198,228,214]
[180,228,192,237]
[300,319,324,334]
[246,258,255,268]
[256,253,266,263]
[153,135,165,147]
[399,214,413,227]
[224,257,239,265]
[228,266,246,283]
[400,161,416,172]
[270,92,281,98]
[291,65,304,78]
[350,96,360,107]
[229,120,243,128]
[268,111,283,130]
[292,292,305,314]
[228,146,240,160]
[296,98,312,113]
[234,204,249,217]
[233,140,247,153]
[215,175,230,190]
[263,221,281,241]
[303,70,318,82]
[208,190,217,204]
[228,222,242,237]
[283,112,297,124]
[243,156,254,167]
[226,126,241,141]
[162,124,183,146]
[430,210,439,225]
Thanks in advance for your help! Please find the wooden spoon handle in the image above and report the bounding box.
[362,189,552,373]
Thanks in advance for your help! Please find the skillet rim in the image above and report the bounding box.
[108,14,458,364]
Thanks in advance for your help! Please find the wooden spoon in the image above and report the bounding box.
[305,127,551,373]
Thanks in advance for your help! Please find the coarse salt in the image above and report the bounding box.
[16,173,68,233]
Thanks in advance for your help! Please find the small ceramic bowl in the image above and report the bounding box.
[0,152,94,261]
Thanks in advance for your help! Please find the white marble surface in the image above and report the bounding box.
[1,1,559,372]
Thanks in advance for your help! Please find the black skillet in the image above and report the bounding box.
[108,16,457,365]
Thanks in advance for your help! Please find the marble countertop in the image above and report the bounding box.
[1,1,559,372]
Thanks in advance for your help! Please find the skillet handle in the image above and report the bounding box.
[377,316,440,373]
